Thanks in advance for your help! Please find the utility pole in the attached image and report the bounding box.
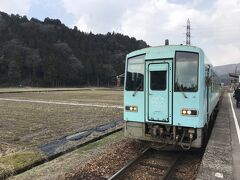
[186,18,191,45]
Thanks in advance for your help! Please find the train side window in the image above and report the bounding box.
[150,71,167,90]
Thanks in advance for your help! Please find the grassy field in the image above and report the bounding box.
[0,88,123,176]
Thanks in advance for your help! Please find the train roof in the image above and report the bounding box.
[126,44,213,66]
[127,45,204,59]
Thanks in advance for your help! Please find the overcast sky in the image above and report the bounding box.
[0,0,240,66]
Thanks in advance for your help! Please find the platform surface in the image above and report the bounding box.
[197,92,240,180]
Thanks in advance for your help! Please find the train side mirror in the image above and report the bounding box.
[205,77,211,87]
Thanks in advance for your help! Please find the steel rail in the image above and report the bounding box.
[108,147,151,180]
[108,148,182,180]
[160,152,182,180]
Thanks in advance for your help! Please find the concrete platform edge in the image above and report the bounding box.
[196,94,233,180]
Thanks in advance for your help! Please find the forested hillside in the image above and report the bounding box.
[0,12,147,87]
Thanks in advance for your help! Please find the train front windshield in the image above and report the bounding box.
[175,52,199,92]
[125,55,145,91]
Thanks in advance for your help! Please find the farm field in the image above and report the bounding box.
[0,87,116,93]
[0,88,123,106]
[0,88,123,177]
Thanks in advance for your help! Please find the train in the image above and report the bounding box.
[123,44,221,149]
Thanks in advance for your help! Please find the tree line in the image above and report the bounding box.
[0,12,147,87]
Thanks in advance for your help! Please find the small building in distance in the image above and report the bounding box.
[116,73,125,87]
[229,72,240,90]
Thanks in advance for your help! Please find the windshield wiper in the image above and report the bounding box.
[176,82,188,99]
[132,83,142,96]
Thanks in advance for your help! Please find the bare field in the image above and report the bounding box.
[0,88,123,106]
[0,87,118,93]
[0,87,85,93]
[0,88,123,176]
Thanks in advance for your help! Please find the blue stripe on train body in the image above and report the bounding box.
[124,45,221,149]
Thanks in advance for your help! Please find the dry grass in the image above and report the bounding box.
[0,88,123,177]
[0,150,43,176]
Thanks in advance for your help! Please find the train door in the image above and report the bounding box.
[146,61,172,124]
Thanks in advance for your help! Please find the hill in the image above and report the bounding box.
[0,12,147,87]
[213,63,240,75]
[213,63,240,85]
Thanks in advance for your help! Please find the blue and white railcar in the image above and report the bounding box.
[124,45,220,149]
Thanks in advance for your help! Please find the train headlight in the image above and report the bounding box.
[125,105,138,112]
[181,109,198,116]
[182,110,187,115]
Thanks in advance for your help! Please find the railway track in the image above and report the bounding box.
[109,147,182,180]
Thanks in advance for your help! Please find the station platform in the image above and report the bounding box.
[197,92,240,180]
